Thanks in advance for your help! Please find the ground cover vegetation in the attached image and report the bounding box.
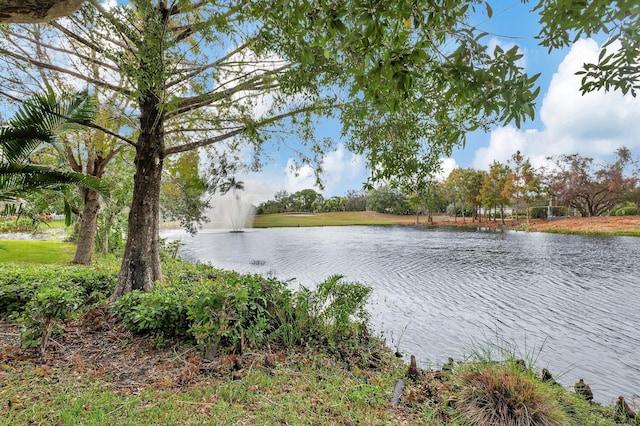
[0,253,635,425]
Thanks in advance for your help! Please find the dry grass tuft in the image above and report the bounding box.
[456,365,564,426]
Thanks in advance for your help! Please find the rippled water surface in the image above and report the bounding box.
[164,225,640,403]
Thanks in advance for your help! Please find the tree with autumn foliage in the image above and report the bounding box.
[546,147,638,217]
[479,160,512,224]
[503,151,542,224]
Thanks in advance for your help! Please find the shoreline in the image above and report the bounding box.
[251,212,640,236]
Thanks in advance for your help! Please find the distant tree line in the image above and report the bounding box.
[257,148,639,222]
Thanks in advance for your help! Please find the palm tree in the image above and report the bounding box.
[219,177,245,198]
[0,90,109,217]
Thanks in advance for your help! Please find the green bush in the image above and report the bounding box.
[613,206,638,216]
[112,268,289,347]
[529,206,548,219]
[112,263,373,353]
[112,285,190,338]
[0,264,117,316]
[20,285,82,355]
[313,274,371,335]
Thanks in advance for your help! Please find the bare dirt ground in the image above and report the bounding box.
[427,215,640,233]
[0,307,268,392]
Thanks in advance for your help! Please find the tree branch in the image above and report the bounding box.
[164,40,251,89]
[10,27,122,75]
[80,121,138,148]
[0,48,134,98]
[167,65,288,118]
[164,103,337,156]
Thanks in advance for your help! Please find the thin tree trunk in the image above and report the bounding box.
[112,92,164,300]
[72,188,100,264]
[102,220,109,256]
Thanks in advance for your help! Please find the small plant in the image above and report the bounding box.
[112,286,189,338]
[21,285,82,356]
[454,362,565,426]
[313,274,371,335]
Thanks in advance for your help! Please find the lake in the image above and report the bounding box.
[161,225,640,404]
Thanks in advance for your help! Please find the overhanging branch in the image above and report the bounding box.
[163,103,339,156]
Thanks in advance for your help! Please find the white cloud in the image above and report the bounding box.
[471,38,640,171]
[234,144,366,204]
[436,157,458,181]
[318,144,365,194]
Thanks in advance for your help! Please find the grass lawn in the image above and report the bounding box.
[252,211,421,228]
[0,240,75,264]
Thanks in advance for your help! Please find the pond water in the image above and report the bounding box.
[162,225,640,403]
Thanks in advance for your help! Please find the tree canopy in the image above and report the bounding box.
[534,0,639,96]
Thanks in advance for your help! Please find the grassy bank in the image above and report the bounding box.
[252,211,421,228]
[1,345,409,425]
[0,240,76,264]
[0,242,636,425]
[542,228,640,237]
[253,211,640,237]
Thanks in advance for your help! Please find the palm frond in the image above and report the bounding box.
[0,163,110,202]
[0,127,54,163]
[0,89,97,163]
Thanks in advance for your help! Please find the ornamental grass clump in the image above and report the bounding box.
[455,363,565,426]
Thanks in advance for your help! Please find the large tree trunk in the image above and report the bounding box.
[0,0,84,23]
[112,93,164,299]
[72,187,100,264]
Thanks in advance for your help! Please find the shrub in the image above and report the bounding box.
[112,262,373,353]
[613,206,638,216]
[112,267,292,350]
[20,285,82,355]
[529,206,548,219]
[112,285,190,338]
[0,264,117,316]
[186,279,250,349]
[313,274,371,335]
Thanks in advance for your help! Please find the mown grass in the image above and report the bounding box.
[0,354,412,425]
[543,228,640,237]
[252,211,420,228]
[0,240,75,264]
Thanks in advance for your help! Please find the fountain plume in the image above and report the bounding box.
[209,178,255,232]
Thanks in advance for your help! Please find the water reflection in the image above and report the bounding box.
[163,226,640,403]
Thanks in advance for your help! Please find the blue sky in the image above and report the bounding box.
[232,2,640,205]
